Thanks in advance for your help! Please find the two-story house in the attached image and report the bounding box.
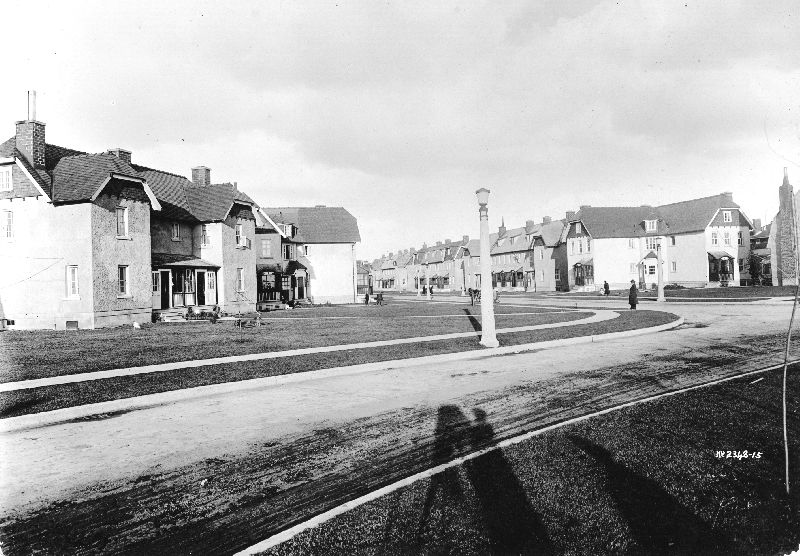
[260,206,361,305]
[255,210,310,308]
[0,118,161,329]
[567,192,752,290]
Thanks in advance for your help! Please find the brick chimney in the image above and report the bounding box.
[16,92,46,169]
[498,218,506,236]
[191,166,211,186]
[566,210,576,221]
[107,148,131,164]
[753,218,761,231]
[721,191,734,205]
[542,216,552,224]
[462,235,469,242]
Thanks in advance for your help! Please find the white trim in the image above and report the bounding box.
[259,208,288,238]
[13,159,50,200]
[0,157,14,164]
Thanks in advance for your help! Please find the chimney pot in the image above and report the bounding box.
[191,166,211,186]
[107,148,131,164]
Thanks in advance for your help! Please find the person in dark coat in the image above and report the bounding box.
[364,292,370,305]
[604,281,610,296]
[628,280,638,310]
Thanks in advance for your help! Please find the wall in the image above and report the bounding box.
[220,206,256,313]
[305,243,356,304]
[90,181,152,327]
[151,216,194,256]
[0,197,95,329]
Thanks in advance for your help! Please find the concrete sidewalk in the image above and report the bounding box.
[0,309,615,393]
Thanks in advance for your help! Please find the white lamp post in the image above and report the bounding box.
[426,264,431,300]
[657,241,666,302]
[476,188,499,348]
[416,269,421,297]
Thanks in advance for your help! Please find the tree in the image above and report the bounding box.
[746,252,764,286]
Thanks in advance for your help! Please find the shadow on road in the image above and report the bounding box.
[418,404,552,555]
[569,434,731,554]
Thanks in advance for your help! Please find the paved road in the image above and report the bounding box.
[0,297,794,554]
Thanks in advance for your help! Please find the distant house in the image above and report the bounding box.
[567,192,752,290]
[262,206,361,304]
[356,260,372,295]
[254,211,310,308]
[750,219,772,285]
[0,109,258,329]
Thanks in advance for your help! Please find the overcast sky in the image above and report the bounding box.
[3,1,798,260]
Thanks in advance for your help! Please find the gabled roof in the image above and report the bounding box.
[133,164,196,221]
[492,226,531,255]
[184,183,254,222]
[752,223,771,240]
[573,194,746,239]
[51,153,145,203]
[264,206,361,244]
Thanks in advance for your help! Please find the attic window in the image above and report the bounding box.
[645,219,657,232]
[0,166,11,191]
[575,222,582,234]
[723,211,732,223]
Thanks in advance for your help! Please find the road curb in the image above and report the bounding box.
[0,315,682,433]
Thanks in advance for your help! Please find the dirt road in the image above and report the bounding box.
[0,299,793,554]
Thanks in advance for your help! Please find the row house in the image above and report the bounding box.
[567,192,752,290]
[408,237,470,293]
[0,108,257,329]
[258,206,361,305]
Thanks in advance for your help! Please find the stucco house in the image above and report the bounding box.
[254,209,312,309]
[262,206,361,304]
[567,192,752,291]
[0,111,258,329]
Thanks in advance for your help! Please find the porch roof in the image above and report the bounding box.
[573,257,594,266]
[152,253,220,269]
[708,251,734,260]
[491,263,522,273]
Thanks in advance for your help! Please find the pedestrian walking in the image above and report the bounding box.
[628,280,638,310]
[377,292,384,306]
[364,291,370,305]
[468,287,474,306]
[603,281,610,296]
[429,284,434,298]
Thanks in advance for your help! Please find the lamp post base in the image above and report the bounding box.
[479,336,499,348]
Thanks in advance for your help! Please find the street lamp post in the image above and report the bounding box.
[657,242,666,302]
[426,265,431,300]
[476,188,499,348]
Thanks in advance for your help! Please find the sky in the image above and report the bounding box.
[2,0,798,261]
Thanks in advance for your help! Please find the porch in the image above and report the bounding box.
[708,251,735,286]
[151,254,220,318]
[257,259,310,310]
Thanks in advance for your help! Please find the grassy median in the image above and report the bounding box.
[0,310,677,418]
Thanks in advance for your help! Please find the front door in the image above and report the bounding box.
[160,270,170,308]
[197,271,206,306]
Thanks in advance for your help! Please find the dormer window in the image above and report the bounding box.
[172,222,181,241]
[0,166,12,191]
[723,211,732,223]
[645,219,657,232]
[575,222,582,234]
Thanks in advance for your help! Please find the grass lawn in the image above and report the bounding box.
[0,310,677,417]
[0,304,573,384]
[262,367,800,556]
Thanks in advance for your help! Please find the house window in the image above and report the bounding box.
[671,261,677,272]
[260,238,270,258]
[711,232,718,245]
[724,232,731,245]
[118,265,129,295]
[539,249,544,260]
[648,265,656,275]
[723,211,732,223]
[304,245,309,256]
[1,210,12,238]
[628,238,636,249]
[575,222,582,234]
[66,265,79,297]
[201,224,210,246]
[646,237,659,251]
[579,239,583,253]
[738,258,744,272]
[737,232,743,245]
[236,268,245,292]
[630,263,636,274]
[554,268,561,281]
[207,272,216,290]
[586,238,591,252]
[172,222,181,241]
[283,243,292,260]
[116,207,129,237]
[235,223,243,246]
[570,240,575,255]
[670,236,676,245]
[645,219,657,232]
[151,271,159,293]
[0,166,11,191]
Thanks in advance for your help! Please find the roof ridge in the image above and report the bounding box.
[132,164,192,181]
[656,193,732,209]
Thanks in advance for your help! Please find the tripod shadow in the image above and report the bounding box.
[569,434,732,554]
[418,405,552,555]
